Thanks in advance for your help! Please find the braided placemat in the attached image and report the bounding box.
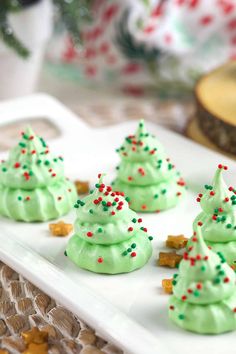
[0,96,193,353]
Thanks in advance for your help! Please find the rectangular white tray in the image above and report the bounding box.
[0,94,235,354]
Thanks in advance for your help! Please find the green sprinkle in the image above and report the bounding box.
[144,146,149,151]
[172,280,177,286]
[213,278,221,284]
[148,236,153,241]
[158,159,162,163]
[127,248,132,253]
[80,201,85,206]
[103,207,108,211]
[139,122,143,128]
[115,149,120,153]
[98,228,103,233]
[23,165,27,169]
[23,134,28,140]
[221,216,226,222]
[178,314,185,320]
[132,218,137,223]
[125,197,130,202]
[218,270,225,276]
[161,189,167,194]
[37,160,42,165]
[227,224,232,228]
[116,166,120,170]
[232,201,236,205]
[89,209,93,214]
[112,202,116,206]
[95,183,100,188]
[154,194,159,199]
[17,196,22,201]
[19,142,26,147]
[131,243,136,249]
[102,201,106,206]
[2,167,7,172]
[123,251,128,256]
[53,158,58,162]
[193,290,200,297]
[216,265,221,270]
[120,146,125,151]
[173,274,178,278]
[44,160,50,166]
[201,266,206,272]
[74,204,79,208]
[29,170,33,176]
[168,163,172,170]
[89,190,94,194]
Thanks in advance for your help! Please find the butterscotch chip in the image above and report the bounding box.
[75,180,90,195]
[22,342,48,354]
[0,350,9,354]
[166,235,188,249]
[158,252,182,268]
[49,221,73,237]
[21,327,48,345]
[162,279,173,294]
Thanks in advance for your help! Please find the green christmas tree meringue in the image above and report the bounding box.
[66,174,153,274]
[193,164,236,265]
[112,120,186,212]
[169,226,236,334]
[0,127,77,222]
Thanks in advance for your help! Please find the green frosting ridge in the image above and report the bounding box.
[112,120,186,212]
[193,165,236,265]
[0,127,76,221]
[169,226,236,334]
[66,174,153,274]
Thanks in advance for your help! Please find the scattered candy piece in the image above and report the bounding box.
[158,252,182,268]
[49,221,73,237]
[166,234,188,249]
[74,180,90,195]
[162,278,173,294]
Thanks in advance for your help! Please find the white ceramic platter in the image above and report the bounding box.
[0,94,235,354]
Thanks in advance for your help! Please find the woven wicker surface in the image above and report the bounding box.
[0,96,194,353]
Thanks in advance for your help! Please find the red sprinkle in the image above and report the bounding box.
[181,295,187,301]
[210,191,215,196]
[14,162,20,168]
[94,199,99,205]
[128,227,133,232]
[25,196,30,201]
[169,305,174,310]
[87,232,93,237]
[97,257,103,263]
[196,283,202,290]
[224,277,230,283]
[198,221,203,226]
[138,218,142,223]
[131,252,136,257]
[111,211,116,215]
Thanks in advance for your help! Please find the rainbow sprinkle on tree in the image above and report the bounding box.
[0,126,76,221]
[193,164,236,266]
[112,120,186,212]
[169,225,236,334]
[66,174,153,274]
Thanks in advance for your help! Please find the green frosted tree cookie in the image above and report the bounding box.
[193,164,236,266]
[169,226,236,334]
[66,174,153,274]
[0,126,76,222]
[112,120,186,212]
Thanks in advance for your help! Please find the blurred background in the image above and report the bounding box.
[0,0,235,144]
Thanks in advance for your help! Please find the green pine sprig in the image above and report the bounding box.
[0,0,93,58]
